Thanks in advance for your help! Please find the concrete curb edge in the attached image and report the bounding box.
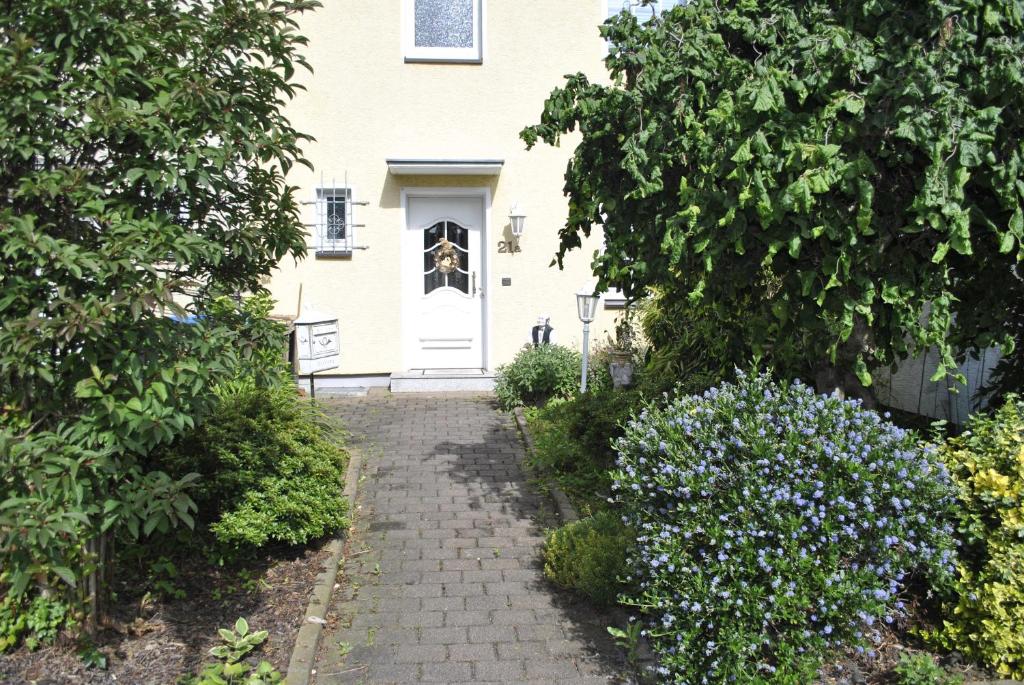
[512,406,579,525]
[284,444,365,685]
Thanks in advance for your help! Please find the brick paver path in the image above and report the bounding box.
[313,393,627,684]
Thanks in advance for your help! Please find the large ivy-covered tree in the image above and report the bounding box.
[523,0,1024,401]
[0,0,315,612]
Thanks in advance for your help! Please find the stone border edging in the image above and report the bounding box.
[512,406,579,524]
[284,445,364,685]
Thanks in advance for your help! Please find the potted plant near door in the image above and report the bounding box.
[608,312,636,389]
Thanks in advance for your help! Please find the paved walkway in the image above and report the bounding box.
[313,393,627,685]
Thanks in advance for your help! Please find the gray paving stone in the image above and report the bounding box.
[443,609,490,627]
[466,624,517,643]
[394,644,447,663]
[474,659,528,681]
[525,658,582,679]
[449,642,498,662]
[420,661,473,682]
[398,611,444,628]
[417,626,469,644]
[421,596,465,611]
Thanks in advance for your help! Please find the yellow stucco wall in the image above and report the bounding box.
[269,1,620,375]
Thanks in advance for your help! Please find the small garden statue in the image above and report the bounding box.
[531,314,555,347]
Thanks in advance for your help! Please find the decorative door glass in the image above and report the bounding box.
[423,220,469,294]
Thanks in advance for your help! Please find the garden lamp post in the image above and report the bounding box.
[576,289,599,393]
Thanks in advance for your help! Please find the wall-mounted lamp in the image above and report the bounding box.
[509,203,526,237]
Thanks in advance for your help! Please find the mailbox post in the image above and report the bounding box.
[294,306,340,398]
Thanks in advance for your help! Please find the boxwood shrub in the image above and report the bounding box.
[926,396,1024,679]
[612,371,957,683]
[543,511,633,606]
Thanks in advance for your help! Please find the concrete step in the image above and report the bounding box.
[389,369,495,393]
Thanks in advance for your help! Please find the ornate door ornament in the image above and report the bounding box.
[434,237,460,274]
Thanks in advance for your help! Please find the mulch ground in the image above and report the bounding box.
[820,617,997,684]
[0,540,331,685]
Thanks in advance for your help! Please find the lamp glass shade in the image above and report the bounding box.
[509,205,526,237]
[576,291,599,323]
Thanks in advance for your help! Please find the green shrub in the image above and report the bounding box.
[926,396,1024,679]
[150,383,348,549]
[494,344,583,411]
[543,511,632,605]
[893,653,964,685]
[635,288,752,399]
[527,388,642,514]
[612,371,957,684]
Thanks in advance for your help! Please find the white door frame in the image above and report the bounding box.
[400,187,492,372]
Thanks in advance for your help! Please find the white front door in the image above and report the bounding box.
[403,194,485,369]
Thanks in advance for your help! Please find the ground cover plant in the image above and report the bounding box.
[526,387,642,515]
[925,395,1024,679]
[892,652,964,685]
[523,0,1024,403]
[612,371,957,683]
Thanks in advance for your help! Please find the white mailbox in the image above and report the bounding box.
[294,306,340,375]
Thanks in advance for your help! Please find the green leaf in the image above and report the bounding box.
[235,617,249,637]
[932,242,950,264]
[999,232,1016,254]
[731,139,753,164]
[854,357,872,387]
[753,80,778,112]
[74,378,103,399]
[52,566,77,587]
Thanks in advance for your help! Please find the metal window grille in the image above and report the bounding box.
[315,186,352,255]
[303,172,368,258]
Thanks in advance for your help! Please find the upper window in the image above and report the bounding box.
[403,0,482,63]
[607,0,685,22]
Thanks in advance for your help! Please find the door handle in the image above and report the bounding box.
[472,271,476,296]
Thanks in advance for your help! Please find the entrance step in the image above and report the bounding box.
[389,368,495,393]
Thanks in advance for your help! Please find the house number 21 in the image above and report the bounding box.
[497,240,522,254]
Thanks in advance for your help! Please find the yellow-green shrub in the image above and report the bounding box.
[543,511,632,605]
[928,396,1024,679]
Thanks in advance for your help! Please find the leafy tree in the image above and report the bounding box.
[523,0,1024,402]
[0,0,315,624]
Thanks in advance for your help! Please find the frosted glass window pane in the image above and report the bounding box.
[415,0,473,48]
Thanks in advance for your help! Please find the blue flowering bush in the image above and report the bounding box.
[612,371,957,684]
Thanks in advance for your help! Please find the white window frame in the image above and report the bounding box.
[402,0,484,63]
[314,186,354,256]
[608,0,685,22]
